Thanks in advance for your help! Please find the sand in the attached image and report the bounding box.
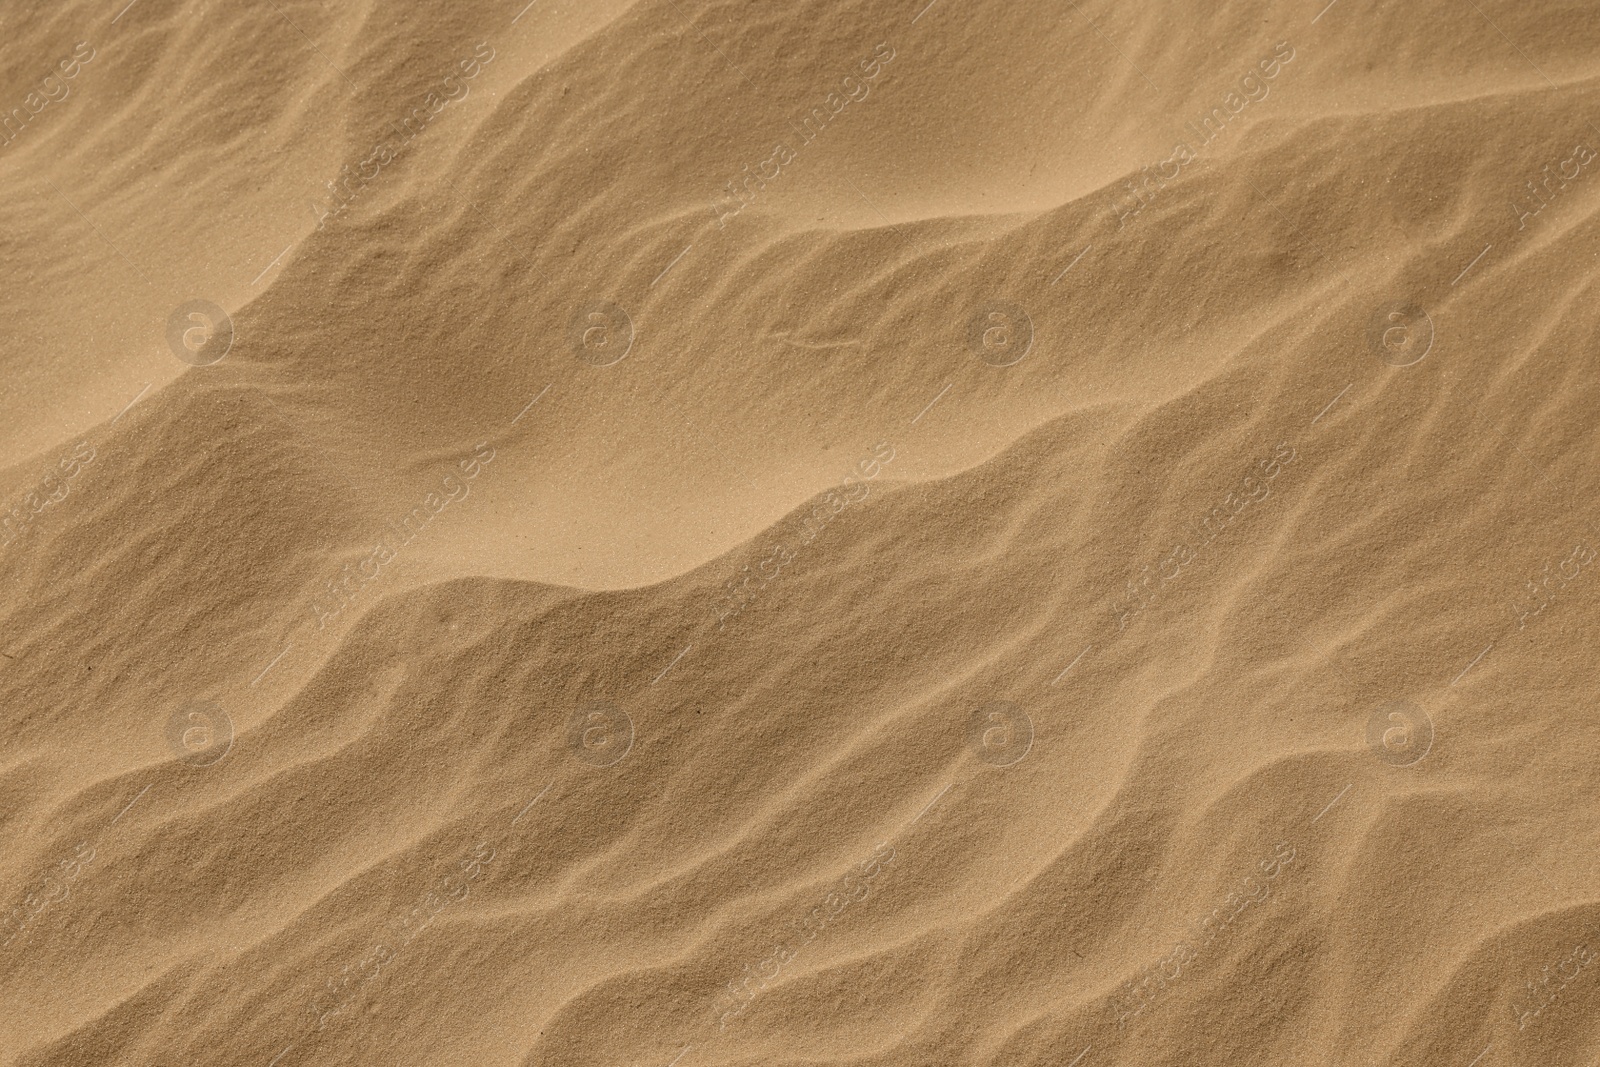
[2,0,1600,1064]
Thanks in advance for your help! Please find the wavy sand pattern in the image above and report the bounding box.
[3,0,1600,1064]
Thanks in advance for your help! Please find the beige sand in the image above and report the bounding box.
[3,0,1600,1064]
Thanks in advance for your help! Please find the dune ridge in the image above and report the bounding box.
[6,0,1600,1065]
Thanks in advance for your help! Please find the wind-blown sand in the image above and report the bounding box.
[3,0,1600,1064]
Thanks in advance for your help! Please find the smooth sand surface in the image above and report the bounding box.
[3,0,1600,1064]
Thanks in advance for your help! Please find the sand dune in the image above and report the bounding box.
[4,0,1600,1064]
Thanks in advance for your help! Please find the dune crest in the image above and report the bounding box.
[5,0,1600,1065]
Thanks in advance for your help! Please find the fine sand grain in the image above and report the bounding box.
[4,0,1600,1065]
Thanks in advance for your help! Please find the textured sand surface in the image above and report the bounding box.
[4,0,1600,1064]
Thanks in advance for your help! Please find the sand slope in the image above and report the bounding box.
[4,0,1600,1064]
